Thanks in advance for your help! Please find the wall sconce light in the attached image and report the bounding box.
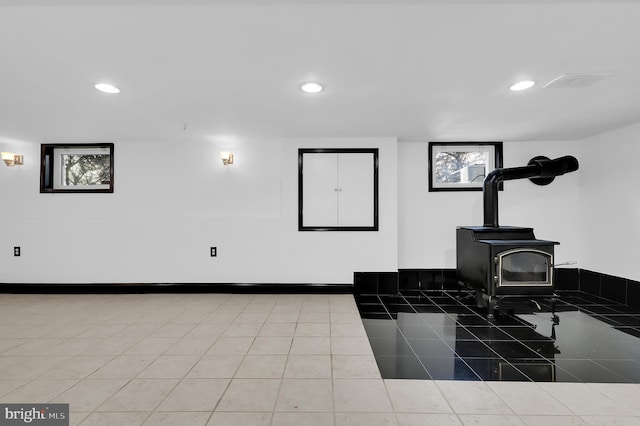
[1,152,23,167]
[220,151,234,165]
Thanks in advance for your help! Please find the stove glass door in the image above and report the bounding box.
[498,249,552,287]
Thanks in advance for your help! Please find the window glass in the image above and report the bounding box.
[428,142,502,191]
[53,147,111,190]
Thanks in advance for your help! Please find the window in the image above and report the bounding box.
[40,143,114,193]
[428,142,503,191]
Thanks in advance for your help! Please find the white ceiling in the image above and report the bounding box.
[1,0,639,145]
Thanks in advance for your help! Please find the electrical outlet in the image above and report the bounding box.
[210,247,217,257]
[14,247,20,257]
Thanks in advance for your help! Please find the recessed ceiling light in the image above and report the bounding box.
[300,82,323,94]
[95,83,120,94]
[509,80,535,91]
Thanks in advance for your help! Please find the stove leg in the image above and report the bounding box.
[477,292,496,320]
[456,281,464,299]
[550,297,560,324]
[487,296,497,321]
[475,291,485,308]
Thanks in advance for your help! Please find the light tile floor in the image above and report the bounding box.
[0,293,639,426]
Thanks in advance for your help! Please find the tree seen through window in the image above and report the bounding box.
[62,154,111,186]
[435,151,488,184]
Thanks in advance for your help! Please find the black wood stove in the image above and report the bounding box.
[456,155,579,319]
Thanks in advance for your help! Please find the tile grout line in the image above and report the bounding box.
[77,294,235,424]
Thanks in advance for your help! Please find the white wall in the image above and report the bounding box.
[0,137,397,284]
[7,125,638,285]
[398,140,583,269]
[578,122,640,282]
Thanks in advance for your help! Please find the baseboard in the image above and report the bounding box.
[578,269,640,307]
[5,270,636,305]
[0,282,353,294]
[398,269,458,292]
[362,267,639,308]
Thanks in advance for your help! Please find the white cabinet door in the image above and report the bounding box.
[302,153,339,227]
[337,153,375,227]
[299,149,378,230]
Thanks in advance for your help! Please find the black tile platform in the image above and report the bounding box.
[356,290,640,383]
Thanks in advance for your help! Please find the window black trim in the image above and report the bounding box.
[428,141,503,192]
[40,143,115,193]
[298,148,379,231]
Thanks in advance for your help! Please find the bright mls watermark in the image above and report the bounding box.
[0,404,68,425]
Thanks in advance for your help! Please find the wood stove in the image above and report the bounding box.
[456,155,579,318]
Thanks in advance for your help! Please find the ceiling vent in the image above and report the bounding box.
[543,73,613,89]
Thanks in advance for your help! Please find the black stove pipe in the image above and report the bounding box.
[483,155,579,228]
